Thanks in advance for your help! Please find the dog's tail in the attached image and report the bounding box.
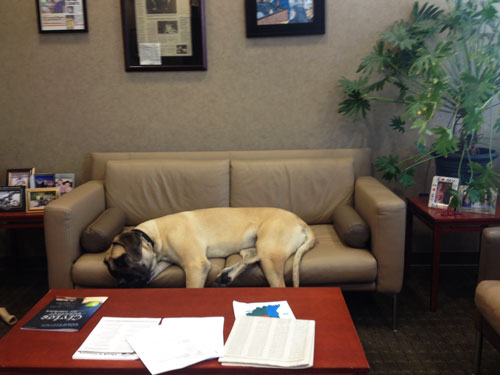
[292,224,316,287]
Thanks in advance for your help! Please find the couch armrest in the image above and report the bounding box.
[478,227,500,283]
[44,180,106,289]
[354,176,406,294]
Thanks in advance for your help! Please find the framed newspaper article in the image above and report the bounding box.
[36,0,88,33]
[428,176,460,210]
[121,0,207,71]
[245,0,325,38]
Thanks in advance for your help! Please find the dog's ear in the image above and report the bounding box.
[117,231,143,261]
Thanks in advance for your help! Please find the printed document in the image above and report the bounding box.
[219,316,315,369]
[72,317,161,360]
[127,317,225,375]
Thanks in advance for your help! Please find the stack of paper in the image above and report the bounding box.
[219,316,315,369]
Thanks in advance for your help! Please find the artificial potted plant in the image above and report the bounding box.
[338,0,500,207]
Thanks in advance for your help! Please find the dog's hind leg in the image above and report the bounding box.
[214,248,261,286]
[183,257,211,288]
[259,253,287,288]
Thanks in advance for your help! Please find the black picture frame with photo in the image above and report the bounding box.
[36,0,89,33]
[245,0,325,38]
[6,168,35,188]
[0,187,26,212]
[120,0,207,71]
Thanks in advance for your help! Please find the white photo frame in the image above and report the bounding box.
[428,176,460,209]
[458,185,498,215]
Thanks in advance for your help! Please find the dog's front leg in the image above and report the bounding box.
[183,258,211,288]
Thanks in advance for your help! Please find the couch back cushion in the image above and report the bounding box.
[230,158,354,224]
[105,159,230,225]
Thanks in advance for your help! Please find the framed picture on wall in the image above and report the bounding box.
[428,176,460,210]
[36,0,89,33]
[0,187,26,212]
[245,0,325,38]
[26,188,60,212]
[120,0,207,71]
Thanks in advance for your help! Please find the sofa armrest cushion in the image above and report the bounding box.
[332,205,370,248]
[80,207,126,253]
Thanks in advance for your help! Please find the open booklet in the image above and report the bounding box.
[219,316,315,369]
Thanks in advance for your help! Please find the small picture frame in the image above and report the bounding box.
[0,186,26,212]
[245,0,325,38]
[458,185,498,215]
[26,188,60,212]
[34,173,56,188]
[55,173,75,195]
[36,0,89,33]
[6,168,35,187]
[428,176,460,209]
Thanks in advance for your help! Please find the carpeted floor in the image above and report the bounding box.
[1,265,499,374]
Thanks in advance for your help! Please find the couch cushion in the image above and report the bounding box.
[226,224,377,287]
[80,208,126,253]
[475,280,500,336]
[332,205,370,248]
[230,158,354,224]
[72,252,226,288]
[105,159,230,225]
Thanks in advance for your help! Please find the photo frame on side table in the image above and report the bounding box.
[0,187,26,212]
[121,0,207,71]
[6,168,35,187]
[55,173,75,195]
[26,188,60,212]
[428,176,460,209]
[36,0,88,33]
[245,0,325,37]
[458,185,498,215]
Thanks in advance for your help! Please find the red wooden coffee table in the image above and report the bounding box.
[0,287,369,374]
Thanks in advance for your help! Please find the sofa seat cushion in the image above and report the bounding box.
[226,224,377,287]
[230,158,354,224]
[72,252,226,288]
[475,280,500,336]
[105,159,230,225]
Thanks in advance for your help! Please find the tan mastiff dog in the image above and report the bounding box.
[104,207,315,288]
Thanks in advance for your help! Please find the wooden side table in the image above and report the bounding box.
[405,196,500,311]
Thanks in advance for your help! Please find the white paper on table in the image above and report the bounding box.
[73,317,161,360]
[232,300,295,319]
[127,317,224,375]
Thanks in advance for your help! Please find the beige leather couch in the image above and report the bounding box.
[473,227,500,374]
[44,148,405,325]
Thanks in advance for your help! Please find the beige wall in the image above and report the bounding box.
[0,0,449,189]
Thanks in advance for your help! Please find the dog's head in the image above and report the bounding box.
[104,230,156,288]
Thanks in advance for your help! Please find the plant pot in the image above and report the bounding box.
[435,147,499,183]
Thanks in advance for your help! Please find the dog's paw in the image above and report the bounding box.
[214,270,232,287]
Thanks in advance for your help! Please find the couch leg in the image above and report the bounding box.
[392,294,398,332]
[473,328,483,375]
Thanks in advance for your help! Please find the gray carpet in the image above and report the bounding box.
[1,266,499,374]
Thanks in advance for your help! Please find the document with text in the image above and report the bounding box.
[219,316,315,369]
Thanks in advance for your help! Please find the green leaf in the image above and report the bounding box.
[430,127,459,156]
[389,116,406,133]
[357,40,387,75]
[381,21,419,51]
[399,168,416,187]
[375,155,401,182]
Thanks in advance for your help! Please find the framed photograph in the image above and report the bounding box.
[26,188,60,212]
[34,173,56,188]
[0,187,26,212]
[55,173,75,195]
[458,185,498,215]
[6,168,35,187]
[428,176,460,209]
[245,0,325,38]
[36,0,89,33]
[120,0,207,71]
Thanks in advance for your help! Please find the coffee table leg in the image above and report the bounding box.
[430,225,442,311]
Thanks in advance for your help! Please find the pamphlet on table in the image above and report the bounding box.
[233,300,295,319]
[21,296,107,332]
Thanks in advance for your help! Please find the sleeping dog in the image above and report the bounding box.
[104,207,315,288]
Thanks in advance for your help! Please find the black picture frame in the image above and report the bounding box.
[0,186,26,212]
[36,0,89,33]
[121,0,207,71]
[245,0,325,38]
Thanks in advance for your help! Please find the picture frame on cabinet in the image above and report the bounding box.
[6,168,35,188]
[26,188,60,212]
[0,187,26,212]
[428,176,460,210]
